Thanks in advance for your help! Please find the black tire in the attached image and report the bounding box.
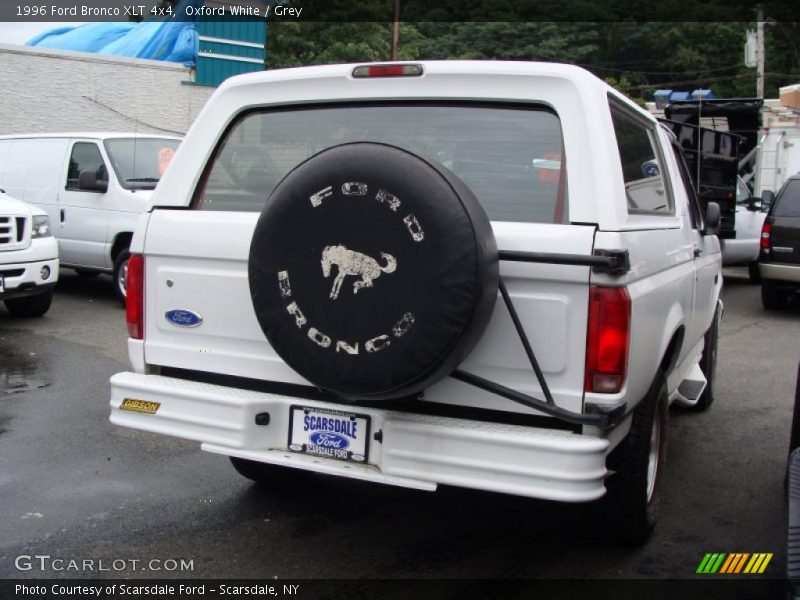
[113,248,131,306]
[4,289,53,318]
[74,268,100,278]
[230,456,313,486]
[600,371,669,545]
[248,142,498,401]
[762,280,788,311]
[693,304,720,412]
[748,261,761,284]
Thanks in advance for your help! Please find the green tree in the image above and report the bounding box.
[268,22,394,68]
[267,17,800,102]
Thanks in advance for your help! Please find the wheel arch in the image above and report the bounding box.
[656,303,686,379]
[111,232,133,263]
[659,326,685,376]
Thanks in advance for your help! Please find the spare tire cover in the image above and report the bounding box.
[248,142,498,401]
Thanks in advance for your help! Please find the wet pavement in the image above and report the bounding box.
[0,268,798,588]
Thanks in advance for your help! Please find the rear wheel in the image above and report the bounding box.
[762,280,788,310]
[113,248,131,306]
[4,289,53,318]
[599,371,668,545]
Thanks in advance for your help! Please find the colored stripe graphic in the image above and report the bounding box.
[744,553,773,574]
[697,553,727,574]
[733,553,750,573]
[719,553,749,573]
[719,554,736,574]
[697,553,772,574]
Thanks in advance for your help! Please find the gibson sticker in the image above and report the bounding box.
[120,398,161,414]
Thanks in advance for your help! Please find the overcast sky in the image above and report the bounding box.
[0,22,86,45]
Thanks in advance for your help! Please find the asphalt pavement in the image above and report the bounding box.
[0,268,798,591]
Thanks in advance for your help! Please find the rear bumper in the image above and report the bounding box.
[109,371,609,502]
[760,262,800,283]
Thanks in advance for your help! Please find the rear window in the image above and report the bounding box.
[195,104,567,224]
[774,180,800,218]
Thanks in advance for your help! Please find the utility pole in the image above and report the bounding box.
[756,5,765,98]
[391,0,400,61]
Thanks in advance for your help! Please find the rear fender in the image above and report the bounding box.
[659,303,687,394]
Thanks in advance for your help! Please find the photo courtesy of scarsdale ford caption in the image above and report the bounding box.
[13,583,303,597]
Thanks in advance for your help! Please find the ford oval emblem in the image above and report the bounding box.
[309,431,350,450]
[165,309,203,328]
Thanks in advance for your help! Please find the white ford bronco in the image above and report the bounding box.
[110,61,723,543]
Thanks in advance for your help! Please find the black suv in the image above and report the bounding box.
[760,174,800,309]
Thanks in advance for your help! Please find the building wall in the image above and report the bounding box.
[196,17,266,86]
[0,43,215,136]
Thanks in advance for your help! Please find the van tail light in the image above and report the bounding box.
[585,286,631,394]
[760,222,773,250]
[126,254,145,340]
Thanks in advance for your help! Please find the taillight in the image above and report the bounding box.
[352,64,423,78]
[585,286,631,394]
[126,254,144,340]
[760,222,772,250]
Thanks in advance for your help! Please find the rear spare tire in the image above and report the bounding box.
[248,142,498,401]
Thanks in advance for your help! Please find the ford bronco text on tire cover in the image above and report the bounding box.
[110,62,723,544]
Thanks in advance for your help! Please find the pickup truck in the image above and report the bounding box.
[660,117,768,281]
[109,61,723,544]
[0,190,59,317]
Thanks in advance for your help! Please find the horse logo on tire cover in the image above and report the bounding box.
[321,244,397,300]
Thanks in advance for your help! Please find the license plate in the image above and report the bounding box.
[288,405,370,463]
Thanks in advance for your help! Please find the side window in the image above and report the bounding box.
[66,143,106,191]
[610,104,673,214]
[774,180,800,217]
[670,142,704,230]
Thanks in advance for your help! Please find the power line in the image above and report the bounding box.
[624,74,745,91]
[582,63,744,77]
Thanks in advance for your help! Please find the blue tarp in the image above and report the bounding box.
[26,0,202,66]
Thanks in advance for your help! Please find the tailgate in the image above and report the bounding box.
[771,216,800,265]
[143,211,594,416]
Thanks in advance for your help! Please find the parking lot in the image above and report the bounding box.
[0,268,797,585]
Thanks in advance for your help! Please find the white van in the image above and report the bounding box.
[0,133,181,302]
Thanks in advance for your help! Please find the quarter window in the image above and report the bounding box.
[610,105,672,214]
[774,180,800,217]
[670,142,704,230]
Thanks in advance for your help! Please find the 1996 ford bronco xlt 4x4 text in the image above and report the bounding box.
[110,61,723,544]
